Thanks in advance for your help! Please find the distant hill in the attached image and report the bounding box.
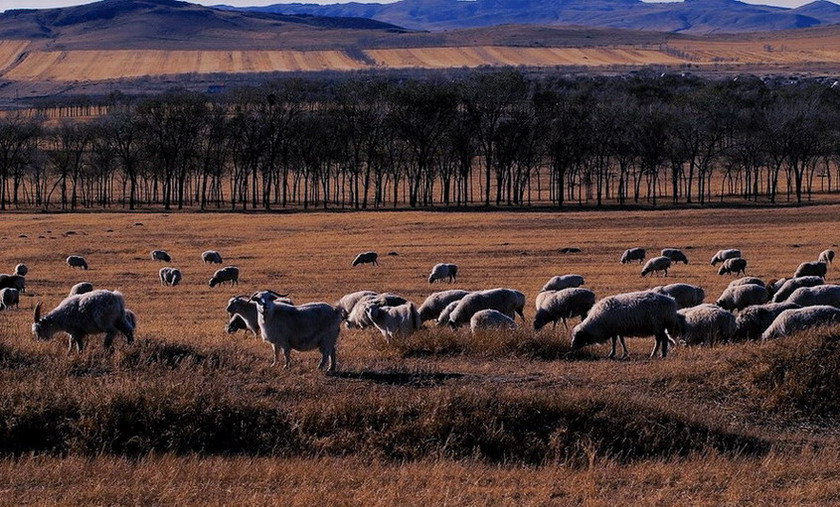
[221,0,840,34]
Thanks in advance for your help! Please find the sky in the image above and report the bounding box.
[0,0,831,10]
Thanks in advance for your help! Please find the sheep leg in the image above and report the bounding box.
[608,336,617,358]
[103,330,116,349]
[649,338,660,359]
[516,308,525,321]
[116,319,134,345]
[69,333,85,353]
[283,349,292,369]
[659,332,670,358]
[270,343,280,367]
[619,336,629,358]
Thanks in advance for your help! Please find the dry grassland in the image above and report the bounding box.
[0,206,838,502]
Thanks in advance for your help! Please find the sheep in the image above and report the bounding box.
[418,289,470,322]
[733,302,802,341]
[0,274,25,293]
[641,256,672,277]
[66,255,89,270]
[818,249,835,265]
[209,266,239,287]
[766,278,788,298]
[437,300,461,327]
[249,292,342,370]
[14,263,27,276]
[650,283,705,309]
[201,250,223,264]
[226,313,249,335]
[540,274,585,292]
[718,258,747,276]
[470,309,517,334]
[226,296,261,337]
[344,293,408,329]
[761,306,840,340]
[159,267,182,287]
[428,263,458,283]
[0,288,20,310]
[570,290,682,359]
[124,309,137,331]
[728,277,765,289]
[716,284,769,311]
[352,251,378,266]
[533,288,596,331]
[620,248,646,264]
[710,249,741,266]
[772,276,824,303]
[150,250,171,262]
[336,290,377,318]
[661,248,689,264]
[786,285,840,308]
[69,282,94,296]
[794,261,828,279]
[32,290,134,352]
[366,302,422,342]
[447,288,525,328]
[678,304,735,346]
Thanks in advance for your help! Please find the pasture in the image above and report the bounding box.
[0,206,838,504]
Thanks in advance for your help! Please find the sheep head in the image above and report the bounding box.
[31,302,54,341]
[570,324,599,349]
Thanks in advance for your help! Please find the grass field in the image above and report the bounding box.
[0,206,838,502]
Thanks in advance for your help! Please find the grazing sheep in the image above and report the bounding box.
[651,283,705,309]
[447,288,526,327]
[818,249,835,265]
[470,309,517,334]
[69,282,94,296]
[208,266,239,287]
[718,258,747,276]
[716,284,769,311]
[761,306,840,340]
[32,290,134,352]
[344,293,408,329]
[336,290,377,318]
[772,276,824,303]
[428,263,458,283]
[678,304,735,346]
[250,292,342,370]
[418,290,470,322]
[226,296,262,337]
[437,300,461,327]
[352,251,378,266]
[201,250,223,264]
[661,248,689,264]
[786,285,840,308]
[620,248,646,264]
[14,263,27,276]
[710,249,741,266]
[641,256,672,277]
[0,274,25,293]
[226,313,249,335]
[366,302,422,342]
[0,288,19,310]
[159,267,182,287]
[540,274,585,292]
[124,309,137,331]
[150,250,171,262]
[733,302,802,341]
[534,288,596,330]
[766,278,788,298]
[728,277,765,289]
[570,291,682,359]
[66,255,89,270]
[794,261,828,279]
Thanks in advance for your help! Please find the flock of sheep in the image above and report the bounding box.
[1,243,839,371]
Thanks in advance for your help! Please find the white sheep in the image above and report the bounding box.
[620,248,646,264]
[818,249,835,265]
[13,263,27,276]
[718,258,747,276]
[209,266,239,287]
[733,302,801,341]
[661,248,689,264]
[470,309,517,334]
[570,290,682,359]
[159,267,182,287]
[728,277,765,289]
[366,302,422,342]
[69,282,94,296]
[710,249,741,266]
[0,288,19,310]
[336,290,376,317]
[418,290,470,322]
[66,255,88,270]
[794,261,828,279]
[344,293,408,329]
[716,284,768,311]
[447,288,525,327]
[201,250,223,264]
[650,283,705,309]
[761,306,840,340]
[32,290,135,351]
[352,251,378,266]
[437,300,461,327]
[772,276,824,303]
[786,285,840,308]
[428,263,458,283]
[678,304,735,346]
[226,293,291,338]
[534,288,596,331]
[641,256,672,277]
[150,250,171,262]
[540,274,584,292]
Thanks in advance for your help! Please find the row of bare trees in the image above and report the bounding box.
[2,70,840,211]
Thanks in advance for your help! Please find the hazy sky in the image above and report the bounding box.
[0,0,831,11]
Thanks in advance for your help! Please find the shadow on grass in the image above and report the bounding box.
[329,369,465,386]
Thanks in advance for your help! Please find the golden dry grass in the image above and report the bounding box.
[0,206,838,502]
